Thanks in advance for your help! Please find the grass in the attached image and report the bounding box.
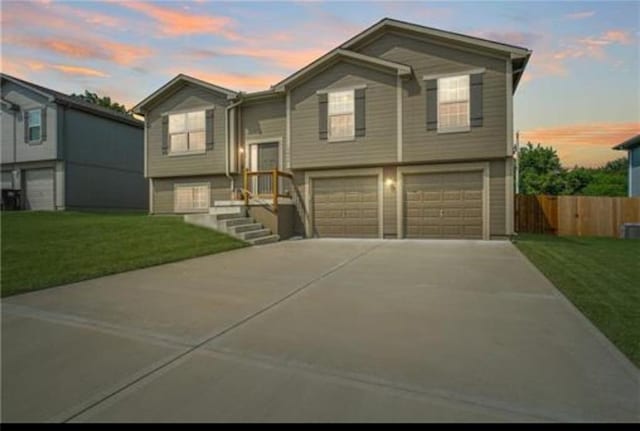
[514,234,640,367]
[1,211,247,297]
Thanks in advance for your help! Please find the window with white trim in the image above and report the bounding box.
[169,111,206,154]
[438,75,470,132]
[328,90,354,141]
[26,109,42,141]
[174,184,210,212]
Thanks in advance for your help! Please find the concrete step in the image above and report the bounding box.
[214,212,245,221]
[218,217,254,229]
[183,214,219,230]
[209,206,246,216]
[228,223,263,234]
[248,234,280,246]
[238,228,272,240]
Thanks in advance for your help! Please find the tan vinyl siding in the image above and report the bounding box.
[242,98,286,142]
[152,175,231,213]
[290,60,397,169]
[383,165,397,237]
[359,32,509,162]
[147,83,228,177]
[490,159,506,236]
[291,171,307,236]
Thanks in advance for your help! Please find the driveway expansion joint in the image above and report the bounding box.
[60,242,382,423]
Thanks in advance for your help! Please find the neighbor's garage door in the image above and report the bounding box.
[312,176,379,238]
[404,171,483,239]
[25,168,54,210]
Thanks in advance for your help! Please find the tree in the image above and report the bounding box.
[517,142,567,195]
[70,90,130,116]
[580,157,627,196]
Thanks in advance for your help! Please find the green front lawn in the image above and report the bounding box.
[1,211,247,297]
[514,234,640,367]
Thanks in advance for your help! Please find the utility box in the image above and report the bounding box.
[620,223,640,239]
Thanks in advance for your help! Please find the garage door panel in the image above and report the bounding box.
[404,171,483,239]
[312,175,379,238]
[25,169,54,211]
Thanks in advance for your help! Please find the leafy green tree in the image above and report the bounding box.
[518,142,567,195]
[580,157,627,196]
[563,167,593,195]
[71,90,130,116]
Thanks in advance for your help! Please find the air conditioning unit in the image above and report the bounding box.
[620,223,640,239]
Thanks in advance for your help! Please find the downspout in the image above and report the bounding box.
[225,97,243,198]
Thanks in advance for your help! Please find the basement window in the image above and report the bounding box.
[174,183,210,212]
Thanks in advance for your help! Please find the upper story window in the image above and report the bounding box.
[438,75,470,132]
[328,90,354,141]
[26,109,42,142]
[169,111,206,154]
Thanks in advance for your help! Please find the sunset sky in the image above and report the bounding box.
[1,0,638,167]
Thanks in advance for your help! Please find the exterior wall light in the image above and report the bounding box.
[385,178,395,187]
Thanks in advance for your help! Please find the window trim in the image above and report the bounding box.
[168,110,207,155]
[26,108,42,143]
[436,74,471,134]
[173,182,210,213]
[327,89,355,142]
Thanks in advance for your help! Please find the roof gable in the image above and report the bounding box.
[272,49,412,91]
[133,74,237,114]
[341,18,531,91]
[1,73,142,127]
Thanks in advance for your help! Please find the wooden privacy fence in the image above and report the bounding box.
[515,195,640,237]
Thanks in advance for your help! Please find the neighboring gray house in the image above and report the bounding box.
[1,74,147,210]
[613,134,640,197]
[133,18,531,242]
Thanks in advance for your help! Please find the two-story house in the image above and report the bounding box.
[133,18,531,242]
[1,74,147,211]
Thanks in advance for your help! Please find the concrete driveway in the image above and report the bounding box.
[1,239,638,422]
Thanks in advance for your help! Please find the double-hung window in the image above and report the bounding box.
[169,111,206,154]
[328,90,354,141]
[174,184,210,212]
[26,109,42,142]
[438,75,470,132]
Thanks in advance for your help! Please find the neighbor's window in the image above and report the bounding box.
[328,90,354,141]
[438,75,470,132]
[175,184,209,212]
[26,109,42,141]
[169,111,206,154]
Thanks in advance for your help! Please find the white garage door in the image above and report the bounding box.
[25,169,54,210]
[404,171,484,239]
[312,176,379,238]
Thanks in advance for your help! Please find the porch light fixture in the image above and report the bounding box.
[385,178,395,187]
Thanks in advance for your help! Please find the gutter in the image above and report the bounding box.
[225,97,244,197]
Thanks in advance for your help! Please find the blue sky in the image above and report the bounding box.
[1,0,639,166]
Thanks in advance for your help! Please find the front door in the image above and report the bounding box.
[251,142,279,195]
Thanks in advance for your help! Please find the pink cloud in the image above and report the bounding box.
[173,69,282,92]
[526,29,635,82]
[50,64,109,78]
[5,35,153,66]
[217,46,329,70]
[566,11,595,20]
[520,122,640,167]
[120,1,240,39]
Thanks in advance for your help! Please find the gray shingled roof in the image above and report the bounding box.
[1,73,143,128]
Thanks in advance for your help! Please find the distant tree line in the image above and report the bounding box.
[70,90,132,117]
[517,142,627,197]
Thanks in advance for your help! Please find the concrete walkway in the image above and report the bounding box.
[2,239,638,422]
